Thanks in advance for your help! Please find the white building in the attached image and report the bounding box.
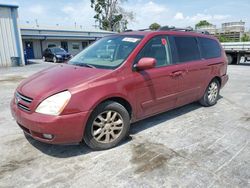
[222,21,245,33]
[0,4,24,66]
[21,25,114,59]
[196,24,217,34]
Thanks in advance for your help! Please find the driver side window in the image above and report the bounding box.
[135,36,172,67]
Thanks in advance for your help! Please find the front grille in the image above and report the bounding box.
[16,92,33,103]
[16,92,33,112]
[17,103,31,112]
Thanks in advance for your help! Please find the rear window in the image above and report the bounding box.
[174,36,200,63]
[198,37,221,59]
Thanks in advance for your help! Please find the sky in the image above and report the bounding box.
[0,0,250,30]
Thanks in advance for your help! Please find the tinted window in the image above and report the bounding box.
[136,36,171,67]
[174,36,200,63]
[198,38,221,59]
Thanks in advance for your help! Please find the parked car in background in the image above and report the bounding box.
[42,47,72,63]
[11,28,228,150]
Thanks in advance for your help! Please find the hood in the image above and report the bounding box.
[17,64,111,100]
[55,51,70,56]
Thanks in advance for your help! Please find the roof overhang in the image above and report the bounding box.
[0,3,19,8]
[21,34,98,40]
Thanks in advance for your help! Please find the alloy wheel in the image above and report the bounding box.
[207,82,218,103]
[91,110,124,143]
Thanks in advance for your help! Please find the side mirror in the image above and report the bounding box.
[134,57,156,71]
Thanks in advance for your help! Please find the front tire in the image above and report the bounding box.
[42,56,46,62]
[199,79,220,107]
[53,56,57,63]
[84,101,130,150]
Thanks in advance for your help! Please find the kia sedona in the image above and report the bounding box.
[11,28,229,150]
[42,47,72,63]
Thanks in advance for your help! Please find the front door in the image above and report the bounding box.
[25,41,34,59]
[82,41,89,49]
[61,41,68,52]
[133,36,181,119]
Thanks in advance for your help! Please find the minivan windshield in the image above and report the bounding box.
[69,35,143,69]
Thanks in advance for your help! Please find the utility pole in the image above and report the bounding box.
[35,19,39,27]
[92,20,99,29]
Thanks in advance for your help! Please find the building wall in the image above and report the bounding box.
[22,39,93,59]
[20,27,114,59]
[0,6,24,66]
[222,21,245,33]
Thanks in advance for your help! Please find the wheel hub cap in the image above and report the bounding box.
[208,82,218,103]
[91,110,124,143]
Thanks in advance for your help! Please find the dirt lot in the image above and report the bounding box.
[0,62,249,188]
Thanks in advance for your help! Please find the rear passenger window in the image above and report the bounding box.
[135,36,172,67]
[174,36,200,63]
[198,38,221,59]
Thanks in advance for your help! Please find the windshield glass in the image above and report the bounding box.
[69,35,143,69]
[51,48,66,53]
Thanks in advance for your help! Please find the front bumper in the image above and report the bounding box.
[56,56,71,62]
[11,99,90,144]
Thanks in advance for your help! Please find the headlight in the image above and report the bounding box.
[35,91,71,115]
[56,55,62,58]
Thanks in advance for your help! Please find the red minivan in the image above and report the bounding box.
[11,29,228,150]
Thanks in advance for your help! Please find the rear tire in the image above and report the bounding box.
[84,101,130,150]
[226,54,237,65]
[199,79,220,107]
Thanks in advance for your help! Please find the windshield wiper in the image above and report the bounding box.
[72,62,96,68]
[84,64,96,68]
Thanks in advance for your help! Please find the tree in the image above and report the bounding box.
[149,23,161,30]
[90,0,134,32]
[241,33,250,42]
[195,20,212,29]
[217,35,238,42]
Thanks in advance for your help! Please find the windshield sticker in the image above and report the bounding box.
[122,37,140,43]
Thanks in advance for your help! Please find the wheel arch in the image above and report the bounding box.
[91,96,133,120]
[212,76,221,87]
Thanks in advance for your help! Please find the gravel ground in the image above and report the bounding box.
[0,61,249,188]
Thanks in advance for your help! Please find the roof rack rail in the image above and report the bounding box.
[158,26,193,31]
[124,28,151,32]
[158,26,210,35]
[124,26,210,35]
[194,30,210,35]
[138,28,151,31]
[124,29,133,32]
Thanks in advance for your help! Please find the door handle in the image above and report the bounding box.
[170,71,183,77]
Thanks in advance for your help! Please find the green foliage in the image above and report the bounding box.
[90,0,133,31]
[195,20,212,29]
[149,23,161,30]
[218,35,236,42]
[241,33,250,42]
